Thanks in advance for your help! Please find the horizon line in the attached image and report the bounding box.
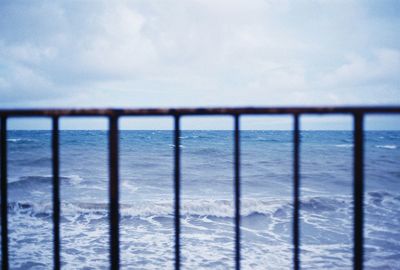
[6,129,400,131]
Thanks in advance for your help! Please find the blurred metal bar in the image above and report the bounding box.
[293,114,300,270]
[52,117,61,270]
[1,106,400,117]
[1,117,8,270]
[353,113,364,270]
[109,116,120,270]
[234,115,241,270]
[174,115,181,270]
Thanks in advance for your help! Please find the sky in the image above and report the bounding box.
[0,0,399,129]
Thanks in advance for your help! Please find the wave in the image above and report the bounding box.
[255,137,281,142]
[9,175,83,188]
[189,148,223,155]
[376,145,397,150]
[6,195,359,219]
[335,144,353,148]
[335,144,397,149]
[6,190,397,221]
[181,135,214,140]
[12,157,51,167]
[7,138,36,143]
[6,199,274,218]
[168,144,185,148]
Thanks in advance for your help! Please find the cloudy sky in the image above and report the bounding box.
[1,1,399,129]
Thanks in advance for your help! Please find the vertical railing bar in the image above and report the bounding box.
[353,113,364,270]
[52,117,61,270]
[234,114,241,270]
[293,114,300,270]
[109,115,120,270]
[174,115,181,270]
[1,117,9,270]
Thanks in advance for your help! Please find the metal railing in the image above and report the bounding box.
[1,106,400,270]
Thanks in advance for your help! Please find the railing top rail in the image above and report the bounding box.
[1,106,400,117]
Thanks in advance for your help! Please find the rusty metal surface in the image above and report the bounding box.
[52,117,61,270]
[234,115,241,270]
[353,114,365,270]
[109,116,120,270]
[174,116,181,270]
[293,115,300,270]
[1,117,9,269]
[0,106,400,117]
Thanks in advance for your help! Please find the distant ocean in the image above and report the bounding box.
[3,130,400,269]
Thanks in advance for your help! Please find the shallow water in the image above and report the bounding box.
[2,130,400,269]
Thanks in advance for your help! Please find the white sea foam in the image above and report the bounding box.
[168,144,185,148]
[7,192,400,269]
[7,138,36,142]
[6,130,400,269]
[376,144,397,149]
[63,174,84,185]
[120,198,287,218]
[7,198,284,218]
[8,196,351,219]
[335,144,354,148]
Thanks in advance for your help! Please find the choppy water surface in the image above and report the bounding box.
[2,130,400,269]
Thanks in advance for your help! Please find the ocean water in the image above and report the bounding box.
[2,130,400,269]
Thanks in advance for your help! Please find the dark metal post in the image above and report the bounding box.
[174,115,181,270]
[52,117,61,270]
[234,115,241,270]
[109,116,120,270]
[293,114,300,270]
[353,113,364,270]
[1,117,8,270]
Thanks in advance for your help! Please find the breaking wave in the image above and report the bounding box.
[376,144,397,150]
[7,138,37,143]
[6,195,358,219]
[9,175,83,187]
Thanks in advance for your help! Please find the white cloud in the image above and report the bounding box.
[321,49,400,87]
[0,0,399,110]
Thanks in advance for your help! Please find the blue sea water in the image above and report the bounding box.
[2,130,400,269]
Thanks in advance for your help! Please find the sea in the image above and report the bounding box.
[2,130,400,269]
